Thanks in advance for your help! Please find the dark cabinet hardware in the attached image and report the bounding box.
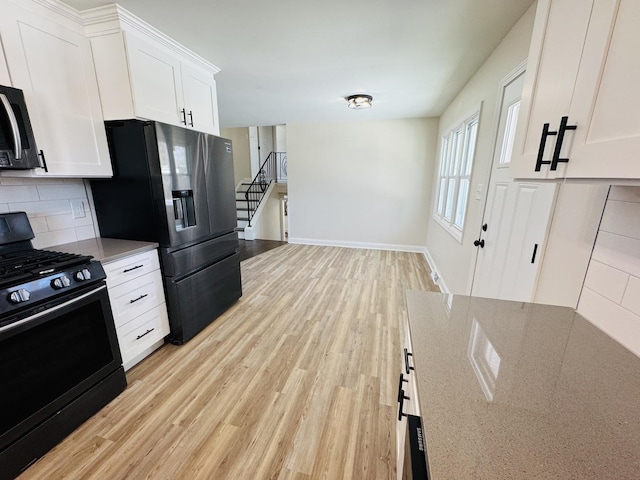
[482,223,488,231]
[398,373,408,403]
[129,293,148,304]
[135,327,155,340]
[180,108,187,125]
[188,110,194,127]
[404,348,414,375]
[535,123,557,171]
[38,150,48,172]
[550,116,577,170]
[397,389,410,421]
[531,243,539,264]
[123,265,144,273]
[473,239,485,248]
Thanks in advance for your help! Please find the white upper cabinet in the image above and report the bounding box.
[0,0,112,177]
[83,5,220,136]
[511,0,640,180]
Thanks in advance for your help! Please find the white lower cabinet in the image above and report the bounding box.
[104,249,169,371]
[397,316,421,480]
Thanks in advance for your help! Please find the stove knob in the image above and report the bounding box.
[8,288,31,304]
[51,276,71,289]
[74,269,92,281]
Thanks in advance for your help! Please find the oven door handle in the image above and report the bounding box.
[0,285,107,335]
[0,93,23,159]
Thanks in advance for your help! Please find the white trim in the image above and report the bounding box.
[421,247,449,294]
[288,237,426,253]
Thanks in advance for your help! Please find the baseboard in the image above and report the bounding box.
[288,237,426,253]
[420,246,449,294]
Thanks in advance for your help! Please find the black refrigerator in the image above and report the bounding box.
[91,120,241,344]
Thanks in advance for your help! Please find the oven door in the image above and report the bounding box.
[0,282,123,453]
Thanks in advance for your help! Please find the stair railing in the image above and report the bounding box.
[245,152,286,226]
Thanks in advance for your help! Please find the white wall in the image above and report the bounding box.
[220,127,252,186]
[425,3,537,293]
[578,186,640,357]
[274,125,287,152]
[287,117,438,251]
[252,184,287,241]
[0,177,96,248]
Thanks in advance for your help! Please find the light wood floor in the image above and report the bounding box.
[19,244,438,480]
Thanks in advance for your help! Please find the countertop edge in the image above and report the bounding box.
[48,237,159,264]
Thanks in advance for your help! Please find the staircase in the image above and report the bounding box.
[235,151,287,240]
[235,181,252,239]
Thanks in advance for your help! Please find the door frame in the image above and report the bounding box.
[466,60,527,293]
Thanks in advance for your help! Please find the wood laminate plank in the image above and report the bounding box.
[17,245,437,479]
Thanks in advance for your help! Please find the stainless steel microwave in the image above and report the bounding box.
[0,85,43,169]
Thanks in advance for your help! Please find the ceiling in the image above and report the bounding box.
[61,0,536,128]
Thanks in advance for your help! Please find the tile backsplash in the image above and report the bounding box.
[578,186,640,357]
[0,177,97,248]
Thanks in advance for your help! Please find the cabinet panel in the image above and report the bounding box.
[104,249,161,289]
[108,269,165,328]
[117,304,170,367]
[0,35,10,86]
[565,0,640,178]
[125,32,183,126]
[509,0,593,179]
[0,2,112,177]
[181,62,218,135]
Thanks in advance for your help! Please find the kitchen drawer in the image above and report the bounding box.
[108,269,165,328]
[117,303,170,367]
[104,249,161,289]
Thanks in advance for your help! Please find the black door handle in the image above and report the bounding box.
[473,239,485,248]
[482,223,488,231]
[535,123,557,172]
[550,116,577,170]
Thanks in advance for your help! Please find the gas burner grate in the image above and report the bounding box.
[0,250,92,288]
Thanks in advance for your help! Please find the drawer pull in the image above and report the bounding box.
[123,264,144,273]
[136,328,155,340]
[397,389,409,422]
[398,373,408,403]
[404,348,415,375]
[129,293,149,304]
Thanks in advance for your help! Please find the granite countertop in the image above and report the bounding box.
[49,237,159,264]
[406,290,640,479]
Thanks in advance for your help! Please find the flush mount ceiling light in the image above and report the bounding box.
[346,94,373,109]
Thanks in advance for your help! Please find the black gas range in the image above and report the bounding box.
[0,212,126,480]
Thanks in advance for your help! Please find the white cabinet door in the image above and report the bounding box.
[0,36,10,86]
[181,62,218,135]
[509,0,593,179]
[0,2,112,177]
[563,0,640,178]
[125,32,185,127]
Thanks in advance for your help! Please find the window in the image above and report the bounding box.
[434,112,479,241]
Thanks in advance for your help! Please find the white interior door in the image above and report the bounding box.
[471,69,558,302]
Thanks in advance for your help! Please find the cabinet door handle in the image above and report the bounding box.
[38,150,48,172]
[404,348,414,375]
[531,243,539,264]
[534,123,557,172]
[129,293,148,304]
[473,239,485,248]
[398,373,409,403]
[398,389,410,421]
[550,116,577,170]
[188,110,194,127]
[180,108,187,125]
[136,327,155,340]
[123,264,144,273]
